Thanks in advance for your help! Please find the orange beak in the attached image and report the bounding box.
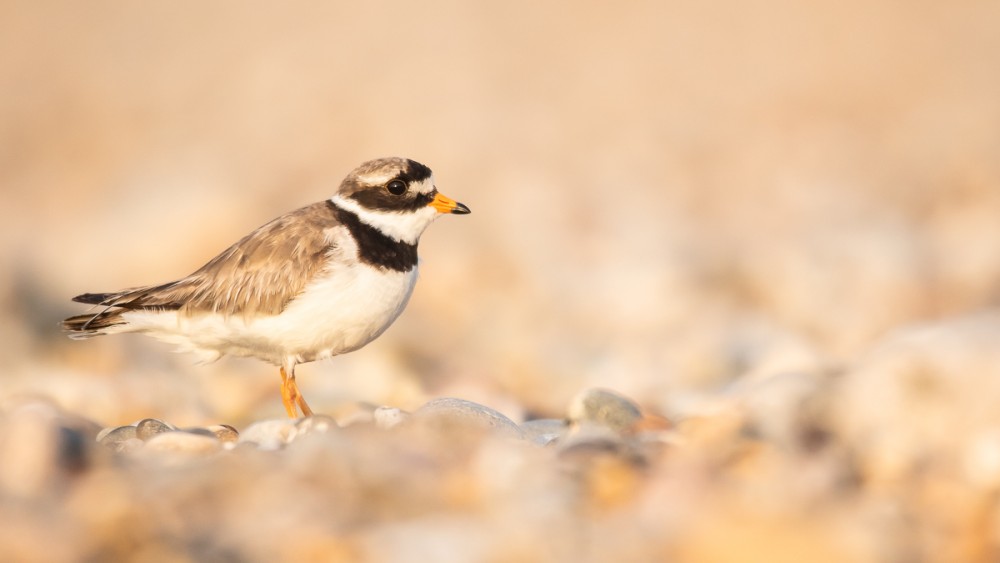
[429,192,471,214]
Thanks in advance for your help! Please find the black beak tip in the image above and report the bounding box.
[453,202,471,215]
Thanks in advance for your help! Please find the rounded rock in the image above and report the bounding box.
[558,422,645,467]
[295,415,338,438]
[373,407,409,429]
[520,418,568,446]
[413,398,526,440]
[205,424,240,443]
[97,425,139,449]
[142,431,221,455]
[135,418,177,441]
[238,419,299,450]
[567,388,643,434]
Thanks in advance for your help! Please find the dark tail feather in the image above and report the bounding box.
[65,284,180,338]
[72,292,118,305]
[61,310,127,339]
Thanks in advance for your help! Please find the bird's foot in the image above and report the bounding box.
[279,366,314,418]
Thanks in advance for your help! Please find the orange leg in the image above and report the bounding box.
[279,366,314,418]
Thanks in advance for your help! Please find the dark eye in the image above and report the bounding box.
[386,180,407,195]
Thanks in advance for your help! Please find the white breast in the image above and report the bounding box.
[259,262,419,362]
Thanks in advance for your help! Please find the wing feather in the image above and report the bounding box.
[74,201,340,321]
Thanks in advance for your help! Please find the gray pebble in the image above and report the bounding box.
[179,427,219,438]
[136,418,177,441]
[567,388,643,434]
[413,398,526,440]
[97,425,139,449]
[520,418,568,446]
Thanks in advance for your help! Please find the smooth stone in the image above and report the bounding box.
[373,407,409,429]
[205,424,240,443]
[238,419,299,450]
[142,431,221,455]
[567,388,643,434]
[97,425,138,448]
[520,418,568,446]
[136,418,177,441]
[115,438,146,453]
[412,398,526,440]
[295,415,338,437]
[557,423,643,465]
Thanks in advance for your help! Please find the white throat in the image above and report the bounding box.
[330,194,440,245]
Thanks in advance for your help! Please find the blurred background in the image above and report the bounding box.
[1,0,999,425]
[5,2,1000,561]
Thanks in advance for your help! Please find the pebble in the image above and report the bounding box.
[412,398,526,440]
[114,438,146,454]
[373,407,409,429]
[567,388,643,434]
[97,425,140,451]
[238,418,300,450]
[558,423,645,467]
[143,431,221,455]
[136,418,177,440]
[295,415,338,437]
[205,424,240,443]
[519,418,568,446]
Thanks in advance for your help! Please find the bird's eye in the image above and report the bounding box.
[386,180,407,195]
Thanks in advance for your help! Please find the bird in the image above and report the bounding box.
[63,157,470,418]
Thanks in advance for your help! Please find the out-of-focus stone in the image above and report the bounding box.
[142,431,221,455]
[559,423,630,459]
[329,402,378,427]
[238,418,299,450]
[116,438,145,453]
[135,418,177,441]
[97,425,138,448]
[374,407,409,429]
[412,398,526,440]
[295,415,338,437]
[520,419,567,446]
[729,370,829,449]
[205,424,240,443]
[0,400,100,497]
[559,422,625,451]
[834,313,1000,487]
[632,414,673,434]
[558,423,645,509]
[180,427,220,438]
[567,388,643,434]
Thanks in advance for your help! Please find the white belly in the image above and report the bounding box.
[125,265,419,365]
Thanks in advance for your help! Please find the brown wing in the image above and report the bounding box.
[72,201,340,320]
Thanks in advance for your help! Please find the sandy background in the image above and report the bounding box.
[2,1,1000,561]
